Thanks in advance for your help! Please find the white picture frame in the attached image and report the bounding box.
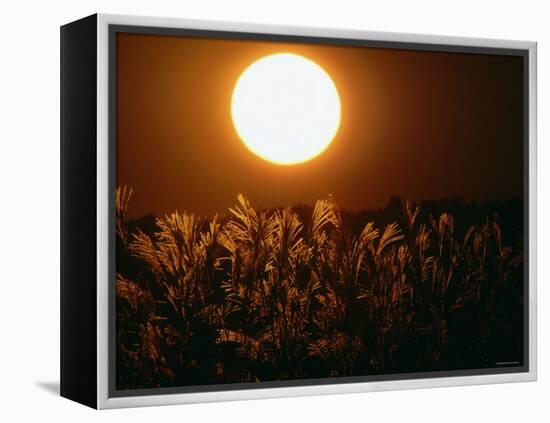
[61,13,537,409]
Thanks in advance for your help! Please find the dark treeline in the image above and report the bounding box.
[128,196,523,242]
[296,196,523,243]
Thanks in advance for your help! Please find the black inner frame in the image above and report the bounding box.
[108,24,530,398]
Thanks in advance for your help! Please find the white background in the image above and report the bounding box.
[0,0,547,421]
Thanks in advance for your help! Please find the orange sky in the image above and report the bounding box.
[116,32,524,218]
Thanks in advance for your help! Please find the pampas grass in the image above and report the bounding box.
[115,187,523,389]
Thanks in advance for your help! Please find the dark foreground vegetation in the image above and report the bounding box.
[115,187,524,390]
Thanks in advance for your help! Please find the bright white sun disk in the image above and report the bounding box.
[231,53,341,165]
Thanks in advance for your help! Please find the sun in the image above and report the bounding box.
[231,53,341,165]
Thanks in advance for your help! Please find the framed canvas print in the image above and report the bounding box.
[60,13,537,409]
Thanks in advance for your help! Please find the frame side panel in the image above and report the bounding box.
[60,13,98,409]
